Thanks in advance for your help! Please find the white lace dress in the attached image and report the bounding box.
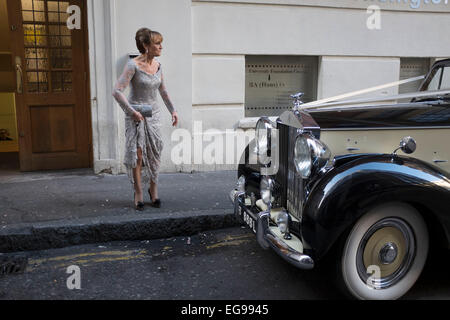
[113,59,176,186]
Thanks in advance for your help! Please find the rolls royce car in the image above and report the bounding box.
[230,59,450,300]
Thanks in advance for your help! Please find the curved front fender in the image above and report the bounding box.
[302,154,450,261]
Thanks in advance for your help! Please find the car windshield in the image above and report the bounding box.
[422,65,450,91]
[441,67,450,90]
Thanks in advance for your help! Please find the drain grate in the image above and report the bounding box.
[0,256,28,276]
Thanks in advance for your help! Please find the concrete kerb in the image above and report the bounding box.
[0,209,239,253]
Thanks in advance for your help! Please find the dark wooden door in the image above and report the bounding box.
[8,0,91,171]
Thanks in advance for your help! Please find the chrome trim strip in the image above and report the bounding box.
[321,126,450,131]
[308,102,434,113]
[286,126,303,221]
[257,211,271,250]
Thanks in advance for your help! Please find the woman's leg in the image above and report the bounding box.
[132,147,144,203]
[149,179,158,200]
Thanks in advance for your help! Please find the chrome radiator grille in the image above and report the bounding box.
[278,123,304,220]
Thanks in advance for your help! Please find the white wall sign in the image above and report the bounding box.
[245,56,318,117]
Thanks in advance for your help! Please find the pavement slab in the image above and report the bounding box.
[0,169,240,252]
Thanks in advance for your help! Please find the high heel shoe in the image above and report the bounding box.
[152,198,161,208]
[148,189,161,208]
[134,192,145,211]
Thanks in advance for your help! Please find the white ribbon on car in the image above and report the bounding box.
[299,75,450,111]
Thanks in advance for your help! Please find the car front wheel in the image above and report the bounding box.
[338,202,429,300]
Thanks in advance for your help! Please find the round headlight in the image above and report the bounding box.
[294,135,333,178]
[256,118,273,165]
[260,176,273,205]
[294,136,312,178]
[236,175,246,192]
[308,137,332,170]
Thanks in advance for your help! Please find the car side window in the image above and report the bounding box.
[426,67,442,91]
[440,66,450,90]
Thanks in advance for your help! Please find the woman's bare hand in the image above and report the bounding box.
[172,111,179,127]
[133,111,144,122]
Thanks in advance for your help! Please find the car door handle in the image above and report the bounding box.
[346,147,360,152]
[433,159,448,164]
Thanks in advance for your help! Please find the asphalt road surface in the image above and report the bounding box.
[0,226,449,300]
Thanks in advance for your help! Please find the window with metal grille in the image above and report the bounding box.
[21,0,73,93]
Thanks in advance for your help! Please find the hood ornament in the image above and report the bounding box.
[291,92,304,111]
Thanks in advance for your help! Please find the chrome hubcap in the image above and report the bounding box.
[379,242,398,265]
[356,218,416,289]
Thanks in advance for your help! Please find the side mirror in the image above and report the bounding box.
[399,136,416,154]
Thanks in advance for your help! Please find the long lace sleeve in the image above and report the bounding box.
[113,60,136,117]
[158,70,176,114]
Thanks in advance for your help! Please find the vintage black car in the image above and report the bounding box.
[230,59,450,300]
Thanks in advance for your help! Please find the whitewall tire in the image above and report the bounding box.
[339,202,429,300]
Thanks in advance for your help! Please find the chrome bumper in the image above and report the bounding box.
[229,189,314,270]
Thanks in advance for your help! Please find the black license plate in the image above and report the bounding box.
[239,205,257,233]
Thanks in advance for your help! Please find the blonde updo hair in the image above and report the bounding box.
[135,28,163,54]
